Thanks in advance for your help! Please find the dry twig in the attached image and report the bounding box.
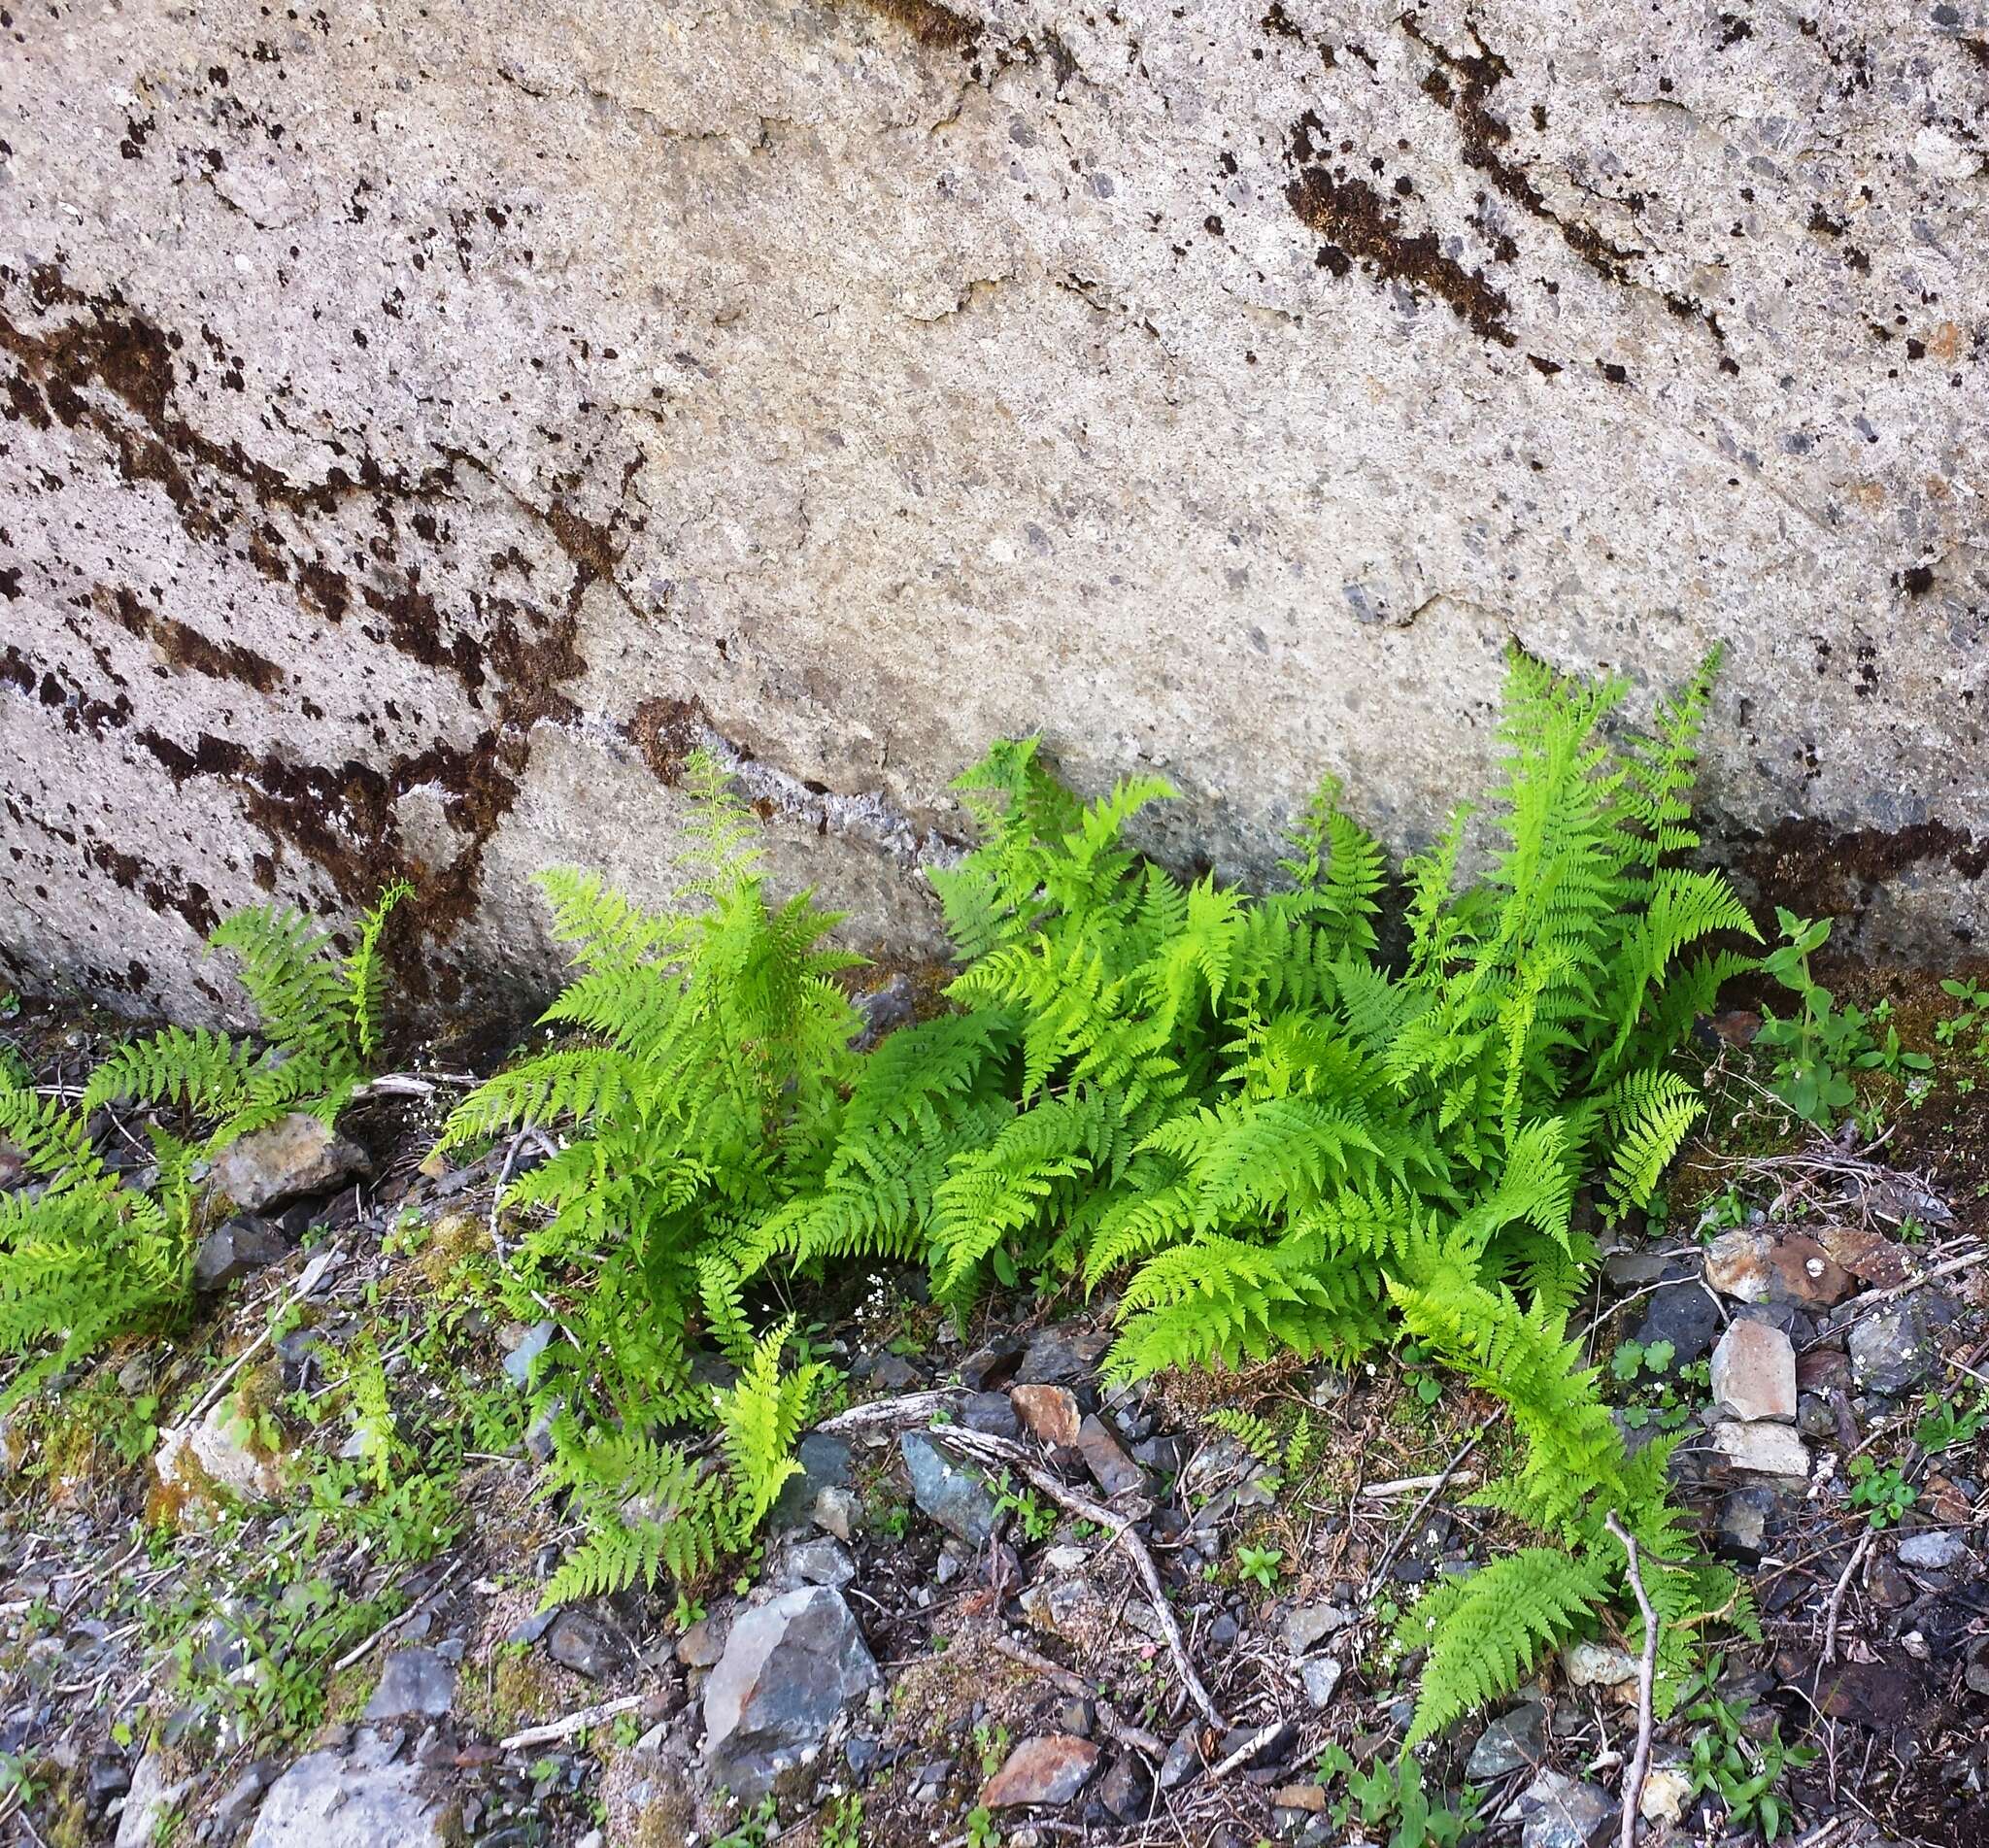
[1604,1512,1658,1848]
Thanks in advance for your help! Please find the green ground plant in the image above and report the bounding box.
[0,888,407,1410]
[444,649,1765,1739]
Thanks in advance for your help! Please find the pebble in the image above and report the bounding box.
[982,1734,1101,1808]
[1467,1701,1546,1779]
[1898,1529,1970,1571]
[547,1611,620,1680]
[1075,1416,1146,1497]
[1011,1384,1083,1448]
[1518,1769,1617,1848]
[1283,1602,1354,1657]
[363,1646,455,1721]
[1299,1658,1342,1710]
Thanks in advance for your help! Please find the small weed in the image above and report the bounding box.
[1234,1544,1285,1592]
[965,1806,1000,1848]
[993,1475,1057,1543]
[1317,1743,1480,1848]
[1914,1390,1989,1453]
[1845,1457,1916,1529]
[714,1798,778,1848]
[824,1793,863,1848]
[1681,1672,1813,1841]
[973,1720,1011,1779]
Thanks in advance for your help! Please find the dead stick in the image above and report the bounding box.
[1365,1435,1479,1595]
[1605,1513,1657,1848]
[499,1693,645,1752]
[1210,1718,1286,1780]
[1821,1528,1874,1667]
[990,1634,1166,1759]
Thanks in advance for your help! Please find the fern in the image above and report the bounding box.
[1396,1547,1613,1745]
[0,888,407,1405]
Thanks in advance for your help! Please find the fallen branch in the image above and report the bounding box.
[186,1249,342,1424]
[499,1693,646,1752]
[1210,1718,1286,1780]
[1363,1435,1479,1595]
[1605,1513,1658,1848]
[328,1560,464,1674]
[818,1389,968,1433]
[989,1633,1166,1760]
[1821,1528,1874,1668]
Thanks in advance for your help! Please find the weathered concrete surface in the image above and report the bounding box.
[3,0,1985,1018]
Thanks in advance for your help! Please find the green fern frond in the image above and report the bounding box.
[1396,1547,1612,1745]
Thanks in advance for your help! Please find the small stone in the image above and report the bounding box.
[1299,1657,1342,1709]
[191,1215,287,1291]
[208,1112,369,1212]
[703,1587,882,1801]
[1518,1769,1617,1848]
[1042,1543,1089,1573]
[502,1321,556,1387]
[815,1486,862,1542]
[114,1755,191,1848]
[1096,1754,1151,1821]
[1898,1529,1969,1570]
[872,1352,921,1392]
[1561,1641,1636,1692]
[1865,1555,1915,1608]
[1714,1487,1778,1562]
[548,1611,620,1680]
[1018,1577,1095,1638]
[1712,1420,1810,1479]
[676,1617,726,1668]
[1796,1347,1852,1394]
[1271,1782,1328,1812]
[245,1750,460,1846]
[1074,1415,1146,1497]
[1711,1320,1797,1422]
[961,1391,1023,1440]
[901,1430,1000,1545]
[1704,1230,1772,1301]
[1638,1764,1691,1825]
[1283,1602,1354,1656]
[770,1431,855,1534]
[153,1391,285,1505]
[1016,1327,1110,1385]
[1157,1727,1203,1792]
[1055,1697,1095,1737]
[789,1535,856,1587]
[1467,1702,1546,1779]
[960,1337,1024,1392]
[1796,1394,1837,1439]
[210,1760,279,1837]
[1625,1273,1722,1372]
[982,1734,1101,1808]
[1011,1384,1083,1448]
[363,1646,455,1720]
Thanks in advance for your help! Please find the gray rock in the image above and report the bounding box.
[981,1733,1100,1807]
[702,1586,882,1800]
[192,1215,288,1291]
[1016,1327,1110,1386]
[115,1753,194,1848]
[246,1751,460,1846]
[1283,1602,1354,1657]
[211,1759,281,1838]
[814,1485,862,1543]
[770,1431,855,1534]
[1467,1702,1547,1780]
[1712,1420,1810,1480]
[1624,1274,1722,1373]
[1714,1487,1778,1562]
[548,1610,620,1679]
[1898,1529,1970,1571]
[900,1430,999,1546]
[1074,1414,1146,1497]
[1849,1294,1954,1395]
[871,1352,921,1392]
[677,1615,728,1668]
[1519,1770,1617,1848]
[1298,1657,1342,1709]
[959,1391,1023,1441]
[502,1321,556,1387]
[363,1646,455,1720]
[1096,1753,1152,1822]
[1157,1727,1203,1792]
[787,1535,856,1587]
[959,1337,1023,1393]
[208,1114,368,1213]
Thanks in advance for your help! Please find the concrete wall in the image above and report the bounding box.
[4,0,1985,1021]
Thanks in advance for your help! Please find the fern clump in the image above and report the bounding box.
[454,655,1760,1727]
[0,887,408,1410]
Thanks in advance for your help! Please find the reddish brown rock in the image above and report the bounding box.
[1767,1233,1853,1306]
[982,1734,1101,1808]
[1010,1384,1083,1449]
[1795,1348,1851,1394]
[1814,1225,1911,1290]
